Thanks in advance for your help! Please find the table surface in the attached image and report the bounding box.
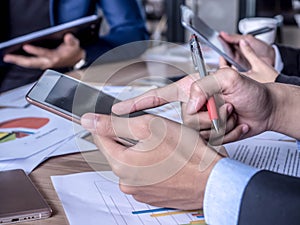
[16,44,196,225]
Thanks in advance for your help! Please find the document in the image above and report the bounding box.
[225,138,299,177]
[0,83,33,108]
[52,171,205,225]
[0,133,96,174]
[0,105,86,160]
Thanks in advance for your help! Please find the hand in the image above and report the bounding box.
[112,74,245,144]
[81,113,223,210]
[238,39,279,83]
[3,33,85,70]
[181,102,243,144]
[220,32,275,67]
[186,67,275,140]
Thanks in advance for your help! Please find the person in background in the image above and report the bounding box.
[0,0,149,92]
[80,38,300,225]
[220,31,300,85]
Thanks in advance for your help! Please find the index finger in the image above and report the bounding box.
[219,31,243,45]
[3,54,50,69]
[112,75,197,115]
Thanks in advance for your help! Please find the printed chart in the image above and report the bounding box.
[0,117,49,143]
[95,181,206,225]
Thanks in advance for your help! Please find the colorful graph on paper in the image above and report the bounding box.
[0,117,49,143]
[95,181,206,225]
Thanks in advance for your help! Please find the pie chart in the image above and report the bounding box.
[0,117,49,143]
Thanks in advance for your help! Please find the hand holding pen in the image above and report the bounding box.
[190,34,220,133]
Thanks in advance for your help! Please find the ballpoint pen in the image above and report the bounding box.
[246,26,274,36]
[190,34,220,133]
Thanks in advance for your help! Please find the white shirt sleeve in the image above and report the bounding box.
[272,45,284,73]
[203,158,260,225]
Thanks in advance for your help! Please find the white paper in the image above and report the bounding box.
[246,131,295,142]
[52,171,203,225]
[0,131,96,174]
[225,139,300,177]
[100,85,182,123]
[0,105,85,160]
[0,83,34,108]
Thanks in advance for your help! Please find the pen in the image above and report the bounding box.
[190,34,219,133]
[246,26,274,36]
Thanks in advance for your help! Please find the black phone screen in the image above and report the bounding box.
[45,76,145,118]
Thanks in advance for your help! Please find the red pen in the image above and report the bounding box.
[190,34,219,132]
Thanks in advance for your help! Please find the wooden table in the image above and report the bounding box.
[27,150,112,225]
[20,43,196,225]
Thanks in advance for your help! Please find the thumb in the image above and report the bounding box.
[64,33,79,46]
[239,39,261,69]
[219,56,229,68]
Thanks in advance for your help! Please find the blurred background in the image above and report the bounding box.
[139,0,300,47]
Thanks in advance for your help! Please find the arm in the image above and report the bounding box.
[221,32,300,86]
[277,45,300,76]
[237,170,300,225]
[84,0,149,65]
[81,62,300,225]
[3,0,149,70]
[274,45,300,85]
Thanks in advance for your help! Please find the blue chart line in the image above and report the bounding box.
[94,181,199,225]
[132,208,175,215]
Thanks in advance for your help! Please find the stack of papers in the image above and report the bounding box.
[0,84,96,174]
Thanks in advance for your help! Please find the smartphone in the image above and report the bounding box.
[180,5,250,72]
[0,15,101,57]
[26,70,146,124]
[0,169,52,224]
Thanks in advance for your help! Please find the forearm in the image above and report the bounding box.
[266,82,300,139]
[275,74,300,86]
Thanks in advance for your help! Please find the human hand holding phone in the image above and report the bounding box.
[4,33,85,70]
[219,31,276,67]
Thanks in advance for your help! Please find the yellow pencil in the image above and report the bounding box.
[190,219,206,225]
[151,210,197,217]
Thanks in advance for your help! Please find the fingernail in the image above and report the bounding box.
[242,125,249,134]
[81,113,98,131]
[111,103,123,115]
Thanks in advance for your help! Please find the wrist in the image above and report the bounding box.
[73,50,87,70]
[265,83,292,134]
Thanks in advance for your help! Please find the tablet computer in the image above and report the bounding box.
[0,169,52,224]
[180,5,250,72]
[0,15,101,57]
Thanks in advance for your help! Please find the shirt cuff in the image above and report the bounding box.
[297,140,300,151]
[272,45,284,73]
[203,158,260,225]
